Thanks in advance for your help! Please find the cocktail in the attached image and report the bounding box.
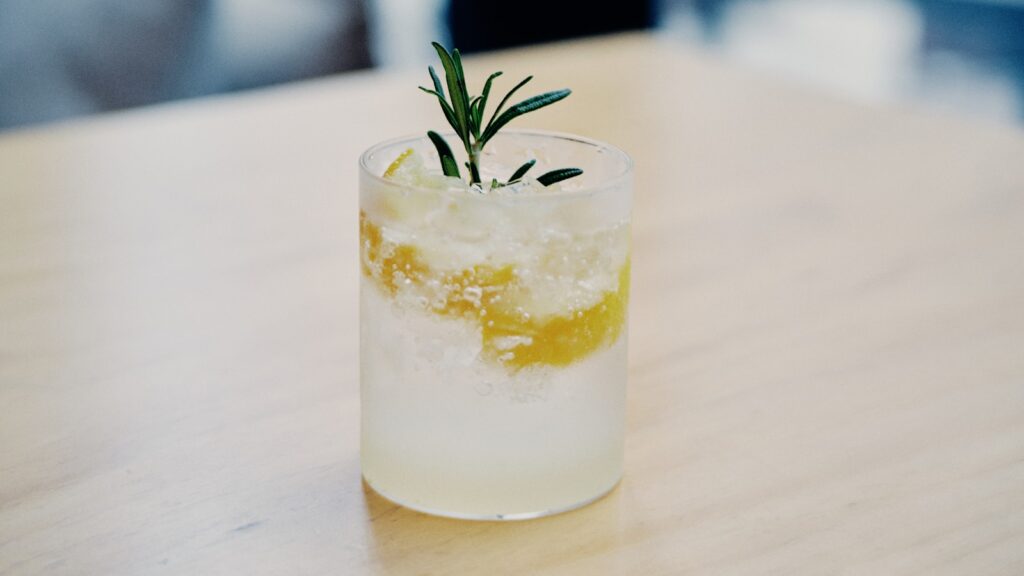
[359,44,633,520]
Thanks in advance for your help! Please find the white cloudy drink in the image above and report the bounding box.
[360,131,632,520]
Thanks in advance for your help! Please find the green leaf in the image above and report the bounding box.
[418,86,459,133]
[432,42,469,141]
[427,130,461,178]
[536,167,583,186]
[419,85,460,133]
[485,76,532,133]
[478,71,502,119]
[508,159,536,182]
[451,48,474,146]
[428,65,445,100]
[469,96,482,139]
[452,48,468,87]
[482,89,571,143]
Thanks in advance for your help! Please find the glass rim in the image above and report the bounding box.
[359,129,633,201]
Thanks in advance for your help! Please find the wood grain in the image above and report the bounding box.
[1,33,1023,575]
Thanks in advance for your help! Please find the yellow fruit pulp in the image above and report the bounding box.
[360,211,629,370]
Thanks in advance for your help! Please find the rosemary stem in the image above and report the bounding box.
[468,141,483,184]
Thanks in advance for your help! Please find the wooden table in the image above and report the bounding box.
[2,33,1022,575]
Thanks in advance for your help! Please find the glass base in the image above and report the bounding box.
[362,474,622,521]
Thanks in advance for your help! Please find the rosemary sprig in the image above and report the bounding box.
[419,42,583,188]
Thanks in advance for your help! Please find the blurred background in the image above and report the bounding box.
[1,0,1021,132]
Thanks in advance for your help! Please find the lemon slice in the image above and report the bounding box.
[381,148,456,190]
[383,148,415,178]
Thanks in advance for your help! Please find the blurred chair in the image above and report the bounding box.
[0,0,370,131]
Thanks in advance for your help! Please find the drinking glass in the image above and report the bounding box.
[360,130,633,520]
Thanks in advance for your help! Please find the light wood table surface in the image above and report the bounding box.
[1,34,1023,575]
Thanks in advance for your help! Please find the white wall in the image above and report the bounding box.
[366,0,448,69]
